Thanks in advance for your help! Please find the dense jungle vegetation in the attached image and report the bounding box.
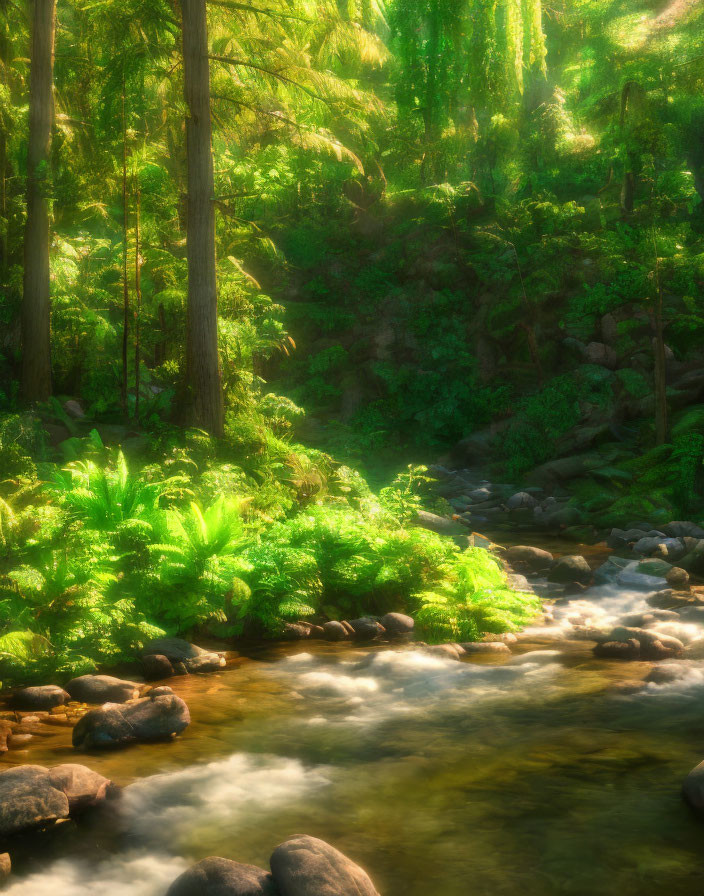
[0,0,702,684]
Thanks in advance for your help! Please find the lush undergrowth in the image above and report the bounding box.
[0,411,538,687]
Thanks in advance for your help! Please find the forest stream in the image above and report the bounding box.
[3,540,704,896]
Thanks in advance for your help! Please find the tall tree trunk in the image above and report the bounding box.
[652,232,668,445]
[121,79,129,414]
[0,0,10,277]
[180,0,223,436]
[420,0,440,185]
[134,178,142,422]
[21,0,56,403]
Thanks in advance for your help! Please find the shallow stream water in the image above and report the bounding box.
[4,572,704,895]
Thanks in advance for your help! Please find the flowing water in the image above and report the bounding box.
[4,566,704,895]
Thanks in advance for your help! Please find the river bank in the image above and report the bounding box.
[3,528,704,894]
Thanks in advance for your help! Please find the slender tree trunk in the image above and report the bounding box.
[421,1,440,185]
[652,231,668,445]
[0,0,10,277]
[0,130,7,278]
[121,80,129,414]
[134,179,142,421]
[21,0,56,402]
[180,0,224,435]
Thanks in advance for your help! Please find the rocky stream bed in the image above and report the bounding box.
[4,509,704,893]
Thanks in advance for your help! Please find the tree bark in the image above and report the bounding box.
[180,0,224,435]
[420,0,440,184]
[652,233,668,445]
[121,79,129,414]
[21,0,56,403]
[0,0,12,277]
[134,178,142,421]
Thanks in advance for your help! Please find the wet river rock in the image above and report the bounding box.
[380,612,414,637]
[423,643,465,660]
[168,837,380,896]
[593,626,684,660]
[141,638,226,676]
[0,763,114,838]
[666,567,690,589]
[167,856,279,896]
[270,835,380,896]
[460,641,511,655]
[504,545,554,573]
[72,692,190,749]
[65,674,141,704]
[143,654,177,681]
[10,685,70,711]
[322,621,349,642]
[349,618,385,640]
[547,555,592,586]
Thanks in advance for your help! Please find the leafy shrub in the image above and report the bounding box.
[414,548,541,643]
[0,413,539,685]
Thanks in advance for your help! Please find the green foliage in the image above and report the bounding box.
[415,548,541,643]
[237,504,539,638]
[0,425,540,684]
[48,448,169,530]
[145,497,247,630]
[378,464,433,521]
[9,0,704,685]
[500,376,581,479]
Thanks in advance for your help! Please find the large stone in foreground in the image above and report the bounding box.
[270,835,380,896]
[0,763,114,839]
[65,674,141,704]
[166,856,279,896]
[72,693,190,750]
[0,766,68,838]
[48,763,114,810]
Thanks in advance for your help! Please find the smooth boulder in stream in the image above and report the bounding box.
[322,621,349,642]
[593,626,684,660]
[65,674,141,704]
[270,835,380,896]
[380,612,414,637]
[166,856,279,896]
[0,763,114,838]
[10,685,70,711]
[72,692,190,749]
[142,638,225,675]
[504,545,553,573]
[547,555,592,585]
